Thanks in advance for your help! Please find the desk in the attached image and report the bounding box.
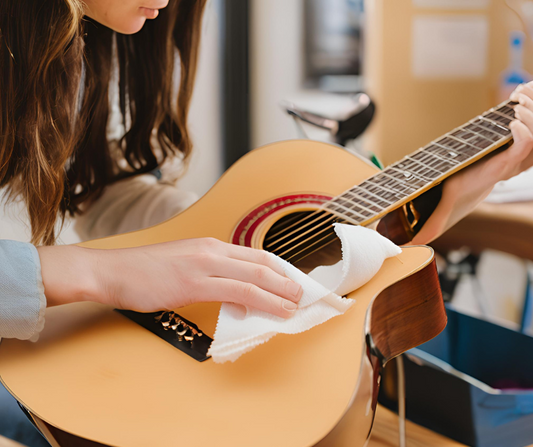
[368,405,466,447]
[432,202,533,262]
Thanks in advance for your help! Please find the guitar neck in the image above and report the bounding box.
[324,100,517,226]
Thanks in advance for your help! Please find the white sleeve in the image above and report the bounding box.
[0,241,46,340]
[74,174,198,241]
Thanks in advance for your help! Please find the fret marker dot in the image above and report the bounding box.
[448,152,457,158]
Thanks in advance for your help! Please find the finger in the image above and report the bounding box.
[514,104,533,132]
[511,83,533,102]
[210,257,302,303]
[510,119,533,148]
[182,238,287,277]
[200,277,298,318]
[517,92,533,113]
[222,244,287,277]
[498,120,533,179]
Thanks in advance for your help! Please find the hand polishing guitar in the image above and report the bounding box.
[0,100,517,446]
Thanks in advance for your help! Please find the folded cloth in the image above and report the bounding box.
[208,224,402,363]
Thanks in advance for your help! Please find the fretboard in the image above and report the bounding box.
[324,100,516,225]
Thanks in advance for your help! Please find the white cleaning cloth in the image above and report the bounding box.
[208,224,402,363]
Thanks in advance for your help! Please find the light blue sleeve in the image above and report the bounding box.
[0,240,46,340]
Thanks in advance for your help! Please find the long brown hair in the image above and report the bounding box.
[0,0,206,245]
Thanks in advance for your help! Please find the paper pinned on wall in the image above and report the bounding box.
[412,15,489,79]
[413,0,490,9]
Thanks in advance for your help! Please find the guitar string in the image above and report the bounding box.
[263,103,515,261]
[264,149,470,250]
[263,211,315,239]
[273,218,342,259]
[266,163,479,262]
[264,212,337,250]
[264,208,333,245]
[285,229,339,264]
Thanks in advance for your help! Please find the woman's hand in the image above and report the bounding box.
[37,238,303,319]
[412,81,533,245]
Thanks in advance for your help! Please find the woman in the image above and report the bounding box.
[2,0,533,444]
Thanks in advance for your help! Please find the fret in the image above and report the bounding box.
[385,163,426,183]
[408,151,457,174]
[385,168,427,188]
[411,147,460,167]
[333,196,361,213]
[435,136,477,151]
[483,111,512,128]
[360,179,410,202]
[340,191,384,213]
[387,166,431,185]
[372,171,420,195]
[356,184,397,205]
[325,201,371,222]
[326,201,368,220]
[425,143,472,163]
[479,116,511,135]
[494,104,516,119]
[448,133,492,150]
[461,123,501,143]
[344,187,393,208]
[472,118,511,138]
[450,127,496,150]
[437,136,486,156]
[491,109,515,123]
[397,157,444,180]
[323,101,515,228]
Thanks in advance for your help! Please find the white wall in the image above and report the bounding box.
[178,0,223,196]
[250,0,305,148]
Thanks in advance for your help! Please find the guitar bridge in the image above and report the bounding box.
[116,310,213,362]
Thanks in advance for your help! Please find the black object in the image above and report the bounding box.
[283,92,375,145]
[222,0,251,169]
[116,310,213,362]
[437,250,481,303]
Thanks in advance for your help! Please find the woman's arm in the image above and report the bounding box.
[412,82,533,245]
[37,238,303,319]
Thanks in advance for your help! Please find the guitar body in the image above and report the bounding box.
[0,140,446,446]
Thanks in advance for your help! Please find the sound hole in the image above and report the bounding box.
[262,210,343,272]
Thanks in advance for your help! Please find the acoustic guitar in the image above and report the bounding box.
[0,100,517,446]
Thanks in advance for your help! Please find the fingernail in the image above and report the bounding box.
[287,281,302,299]
[282,300,298,311]
[510,92,519,102]
[519,94,527,105]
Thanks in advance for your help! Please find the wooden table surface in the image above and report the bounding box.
[368,405,466,447]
